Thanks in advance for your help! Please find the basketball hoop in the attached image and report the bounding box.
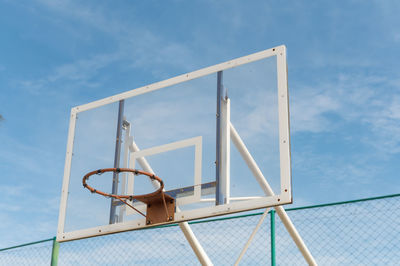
[83,168,175,224]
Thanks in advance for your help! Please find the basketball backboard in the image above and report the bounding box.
[57,45,292,242]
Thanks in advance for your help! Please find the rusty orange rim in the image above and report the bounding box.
[82,168,164,217]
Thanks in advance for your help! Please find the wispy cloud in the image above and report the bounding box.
[0,184,26,197]
[19,53,120,95]
[292,71,400,154]
[0,134,57,174]
[291,87,340,133]
[14,0,201,100]
[0,203,21,212]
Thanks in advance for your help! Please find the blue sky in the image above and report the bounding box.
[1,0,400,247]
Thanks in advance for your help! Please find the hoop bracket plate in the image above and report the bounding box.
[144,193,175,225]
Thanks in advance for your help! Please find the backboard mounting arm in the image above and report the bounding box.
[216,71,222,205]
[109,99,125,224]
[216,71,230,205]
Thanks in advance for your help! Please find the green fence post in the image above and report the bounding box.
[270,210,276,266]
[51,237,59,266]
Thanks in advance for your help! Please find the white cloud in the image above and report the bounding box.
[15,1,201,99]
[0,135,57,175]
[0,184,26,197]
[0,203,21,212]
[292,70,400,154]
[291,87,340,133]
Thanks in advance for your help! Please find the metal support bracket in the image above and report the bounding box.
[136,192,176,225]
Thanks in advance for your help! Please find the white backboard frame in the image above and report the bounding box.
[57,45,292,242]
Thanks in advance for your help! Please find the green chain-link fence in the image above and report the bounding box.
[1,193,399,265]
[0,238,54,265]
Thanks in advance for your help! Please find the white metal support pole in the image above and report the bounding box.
[130,141,160,189]
[178,207,213,266]
[216,71,230,205]
[109,100,125,224]
[220,97,230,204]
[234,208,270,265]
[118,119,131,222]
[230,123,317,266]
[129,141,213,265]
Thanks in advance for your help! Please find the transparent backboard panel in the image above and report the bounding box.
[66,102,119,232]
[225,57,281,198]
[58,46,291,241]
